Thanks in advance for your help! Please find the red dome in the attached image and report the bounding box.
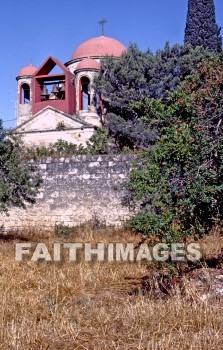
[71,35,126,60]
[18,63,38,77]
[76,58,100,71]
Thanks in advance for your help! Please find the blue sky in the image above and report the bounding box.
[1,0,223,128]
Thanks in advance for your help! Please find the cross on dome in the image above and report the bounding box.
[98,17,107,36]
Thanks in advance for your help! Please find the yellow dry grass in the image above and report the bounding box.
[199,226,223,258]
[0,226,222,349]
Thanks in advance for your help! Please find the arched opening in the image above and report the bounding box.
[20,83,31,104]
[79,76,90,110]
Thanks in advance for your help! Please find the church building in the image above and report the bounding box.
[13,35,126,147]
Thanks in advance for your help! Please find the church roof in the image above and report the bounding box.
[17,63,38,77]
[71,35,126,60]
[76,58,100,71]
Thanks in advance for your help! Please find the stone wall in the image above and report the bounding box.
[0,154,135,232]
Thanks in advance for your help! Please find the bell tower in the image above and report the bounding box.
[16,64,37,126]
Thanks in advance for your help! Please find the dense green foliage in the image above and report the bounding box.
[0,122,42,212]
[126,59,223,241]
[94,7,223,241]
[94,44,150,119]
[94,43,214,151]
[185,0,222,53]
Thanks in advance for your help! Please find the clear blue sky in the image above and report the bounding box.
[1,0,223,128]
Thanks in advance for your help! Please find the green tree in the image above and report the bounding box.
[0,121,42,212]
[95,43,213,113]
[94,43,213,151]
[126,58,223,241]
[147,43,214,99]
[185,0,222,52]
[94,44,151,119]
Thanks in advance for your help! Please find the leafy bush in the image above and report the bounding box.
[126,58,223,241]
[25,129,110,159]
[0,121,42,212]
[107,113,157,151]
[86,128,109,155]
[54,223,73,238]
[56,122,66,131]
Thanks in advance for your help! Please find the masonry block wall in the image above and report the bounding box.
[0,155,135,232]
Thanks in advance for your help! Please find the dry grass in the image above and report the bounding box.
[199,226,223,258]
[0,226,222,349]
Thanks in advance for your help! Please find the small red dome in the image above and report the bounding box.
[71,35,126,60]
[18,63,38,77]
[76,58,100,71]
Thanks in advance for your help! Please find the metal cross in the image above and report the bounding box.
[98,17,107,36]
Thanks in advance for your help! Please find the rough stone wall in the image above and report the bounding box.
[0,155,135,232]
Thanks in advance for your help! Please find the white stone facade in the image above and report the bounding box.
[13,106,97,147]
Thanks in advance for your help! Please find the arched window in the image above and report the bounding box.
[20,83,31,104]
[79,76,90,110]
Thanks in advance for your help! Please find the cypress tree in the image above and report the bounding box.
[184,0,222,52]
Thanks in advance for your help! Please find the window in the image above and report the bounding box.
[79,76,90,110]
[20,83,31,104]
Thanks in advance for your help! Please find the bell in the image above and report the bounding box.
[60,84,65,92]
[52,84,59,94]
[41,85,49,96]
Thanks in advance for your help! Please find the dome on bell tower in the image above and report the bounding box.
[17,63,38,77]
